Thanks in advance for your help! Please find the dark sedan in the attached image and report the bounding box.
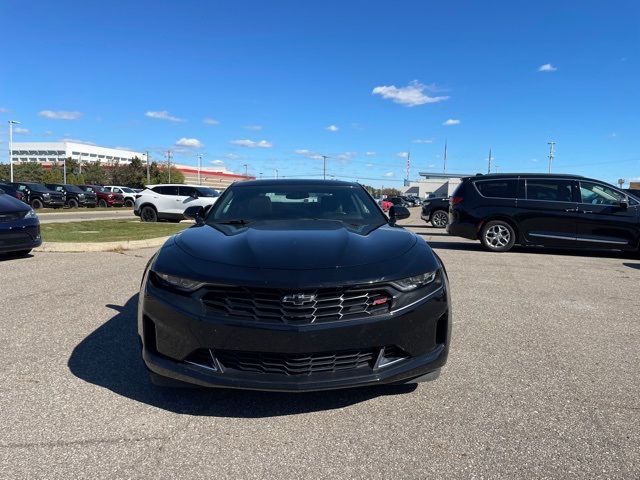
[0,189,41,256]
[139,180,451,391]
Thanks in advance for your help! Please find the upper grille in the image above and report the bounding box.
[200,286,392,324]
[215,348,377,376]
[0,212,25,222]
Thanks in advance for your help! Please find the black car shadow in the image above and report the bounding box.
[68,294,416,417]
[623,262,640,270]
[0,252,35,261]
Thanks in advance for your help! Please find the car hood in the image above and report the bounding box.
[0,193,29,213]
[174,220,417,270]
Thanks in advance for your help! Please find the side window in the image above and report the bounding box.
[179,186,196,197]
[113,188,121,193]
[526,179,574,202]
[157,186,179,196]
[475,180,518,198]
[580,182,624,206]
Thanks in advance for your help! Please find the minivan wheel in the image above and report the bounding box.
[140,206,158,222]
[480,220,516,252]
[430,210,449,228]
[31,198,44,209]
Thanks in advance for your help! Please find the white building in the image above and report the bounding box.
[10,141,143,165]
[402,172,472,198]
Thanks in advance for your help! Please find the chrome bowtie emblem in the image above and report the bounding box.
[282,293,316,306]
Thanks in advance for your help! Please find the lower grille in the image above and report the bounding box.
[0,233,32,246]
[200,286,392,324]
[215,348,377,376]
[0,212,25,222]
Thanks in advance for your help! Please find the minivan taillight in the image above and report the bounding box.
[449,196,464,205]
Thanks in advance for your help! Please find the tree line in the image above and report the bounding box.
[0,157,185,187]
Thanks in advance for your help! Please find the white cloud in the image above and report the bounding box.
[0,107,9,113]
[325,124,339,132]
[428,164,436,168]
[39,110,83,120]
[608,132,618,138]
[384,172,395,177]
[337,152,357,161]
[294,149,323,160]
[538,63,557,72]
[60,138,96,145]
[231,139,273,148]
[13,127,29,134]
[443,119,460,126]
[43,130,54,136]
[366,163,374,167]
[372,80,449,107]
[176,137,203,148]
[397,151,409,158]
[211,159,225,165]
[203,118,219,125]
[145,110,185,122]
[365,151,376,156]
[243,124,263,131]
[412,138,434,144]
[225,153,240,160]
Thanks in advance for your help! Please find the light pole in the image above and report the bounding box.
[547,141,555,173]
[321,155,329,180]
[144,151,150,185]
[274,168,278,179]
[8,120,20,182]
[196,153,205,184]
[243,164,248,177]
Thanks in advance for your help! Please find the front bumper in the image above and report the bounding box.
[0,222,41,254]
[139,278,451,392]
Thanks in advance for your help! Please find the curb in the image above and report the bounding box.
[35,236,170,253]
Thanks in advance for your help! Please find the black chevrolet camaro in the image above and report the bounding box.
[139,180,451,391]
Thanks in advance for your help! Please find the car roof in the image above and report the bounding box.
[233,179,359,187]
[465,173,586,180]
[144,184,210,188]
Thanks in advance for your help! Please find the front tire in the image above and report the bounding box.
[98,199,108,208]
[430,210,449,228]
[68,198,79,209]
[31,198,44,209]
[480,220,516,252]
[140,206,158,222]
[124,199,134,208]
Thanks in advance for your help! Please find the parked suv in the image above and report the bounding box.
[421,197,450,228]
[8,182,65,209]
[134,184,220,222]
[0,183,26,203]
[45,183,97,208]
[447,173,640,252]
[78,185,124,208]
[103,186,137,207]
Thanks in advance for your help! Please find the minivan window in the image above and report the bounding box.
[526,179,574,202]
[475,179,518,198]
[580,182,625,206]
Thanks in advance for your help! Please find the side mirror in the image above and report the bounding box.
[184,205,205,223]
[389,205,410,223]
[619,198,629,210]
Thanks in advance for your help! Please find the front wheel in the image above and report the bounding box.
[31,198,44,209]
[480,220,516,252]
[430,210,449,228]
[68,198,79,209]
[98,199,108,208]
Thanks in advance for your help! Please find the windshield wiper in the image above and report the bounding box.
[212,219,251,225]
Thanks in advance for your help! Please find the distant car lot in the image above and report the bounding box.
[1,208,638,478]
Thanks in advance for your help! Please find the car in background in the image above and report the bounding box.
[0,189,41,256]
[78,185,124,208]
[421,197,450,228]
[380,199,393,212]
[103,185,137,207]
[45,183,97,208]
[401,195,419,207]
[0,183,26,203]
[7,182,65,209]
[386,196,410,208]
[139,179,450,391]
[134,184,220,222]
[447,173,640,252]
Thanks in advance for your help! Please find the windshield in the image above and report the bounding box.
[197,187,220,197]
[208,184,386,225]
[65,185,84,193]
[120,187,135,193]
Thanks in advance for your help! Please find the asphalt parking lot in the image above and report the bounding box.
[1,209,639,479]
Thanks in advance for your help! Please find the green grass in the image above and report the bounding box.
[41,220,189,243]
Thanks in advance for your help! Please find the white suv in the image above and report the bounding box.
[103,186,137,207]
[134,184,220,222]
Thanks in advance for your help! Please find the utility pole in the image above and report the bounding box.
[62,153,67,184]
[8,120,20,182]
[196,153,205,184]
[167,150,172,183]
[243,164,248,177]
[145,151,150,184]
[487,148,492,174]
[547,141,555,173]
[274,169,279,179]
[405,150,411,183]
[618,178,625,189]
[322,155,329,180]
[443,139,448,174]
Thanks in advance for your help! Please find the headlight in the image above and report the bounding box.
[24,209,37,219]
[79,194,85,199]
[390,271,437,292]
[153,272,206,292]
[422,201,431,206]
[43,193,50,198]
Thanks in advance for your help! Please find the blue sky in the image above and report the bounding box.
[1,0,639,187]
